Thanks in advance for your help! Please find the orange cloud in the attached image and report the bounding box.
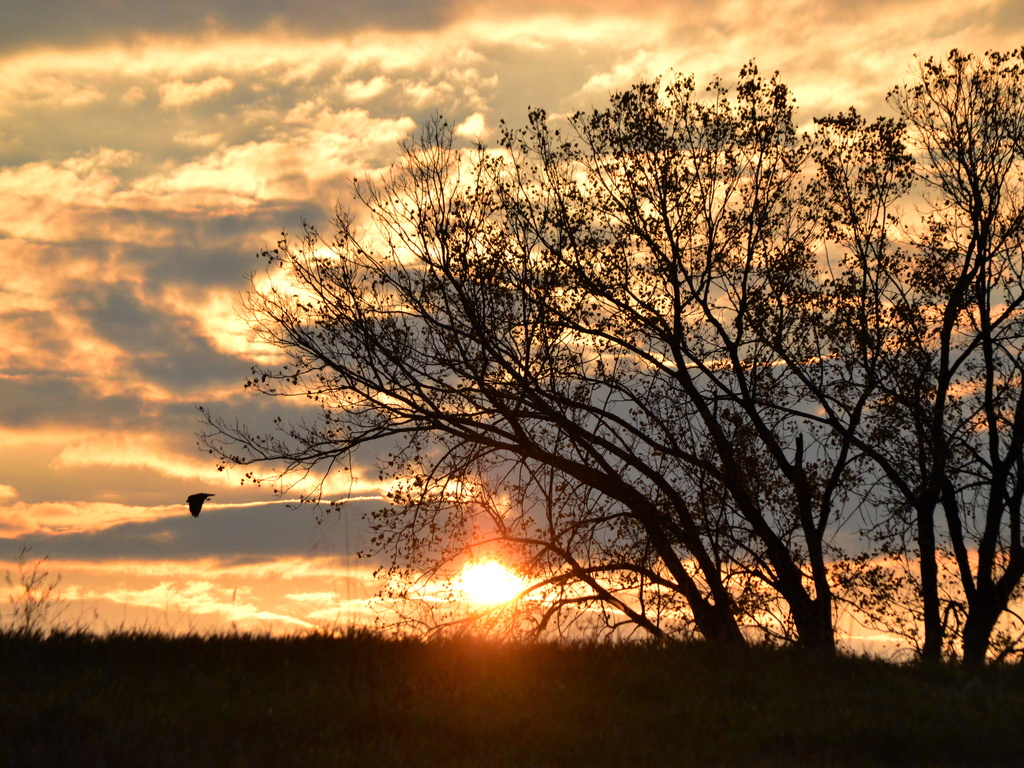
[0,428,238,515]
[158,75,235,108]
[0,149,142,242]
[454,111,488,140]
[0,555,380,635]
[341,75,391,102]
[0,499,171,537]
[130,110,415,211]
[171,130,223,148]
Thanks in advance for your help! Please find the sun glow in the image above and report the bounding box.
[456,560,527,606]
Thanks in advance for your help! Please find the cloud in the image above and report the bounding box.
[0,149,143,242]
[0,553,380,635]
[0,74,106,115]
[172,130,223,148]
[0,1,1021,637]
[454,111,488,140]
[120,85,147,105]
[123,108,414,213]
[0,497,386,565]
[0,1,459,54]
[163,285,287,366]
[51,433,227,483]
[0,152,124,205]
[341,75,392,102]
[0,499,175,538]
[158,75,235,108]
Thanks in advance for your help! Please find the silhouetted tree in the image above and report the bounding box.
[791,49,1024,663]
[827,50,1024,663]
[202,52,1024,661]
[202,66,860,649]
[489,68,865,651]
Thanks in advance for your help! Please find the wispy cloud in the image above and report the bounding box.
[0,554,379,634]
[158,75,235,108]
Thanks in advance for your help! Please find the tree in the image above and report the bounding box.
[202,67,861,650]
[490,68,866,651]
[856,50,1024,663]
[796,49,1024,663]
[202,52,1024,661]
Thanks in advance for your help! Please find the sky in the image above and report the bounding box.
[1,0,1023,638]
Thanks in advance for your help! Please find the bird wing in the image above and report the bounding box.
[187,493,206,517]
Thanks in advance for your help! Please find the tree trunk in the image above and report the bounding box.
[793,596,837,654]
[696,608,747,646]
[961,599,1000,666]
[918,504,944,660]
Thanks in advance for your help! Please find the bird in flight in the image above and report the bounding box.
[187,493,215,517]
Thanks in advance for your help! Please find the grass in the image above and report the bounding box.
[1,629,1023,767]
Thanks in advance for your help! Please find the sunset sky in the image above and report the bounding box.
[2,0,1022,637]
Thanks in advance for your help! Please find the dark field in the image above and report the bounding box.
[1,631,1022,767]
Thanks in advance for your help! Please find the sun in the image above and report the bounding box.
[455,560,527,606]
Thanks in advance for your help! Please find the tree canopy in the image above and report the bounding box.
[201,49,1024,663]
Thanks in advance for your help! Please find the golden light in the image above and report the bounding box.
[455,560,527,606]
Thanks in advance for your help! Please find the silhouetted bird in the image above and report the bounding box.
[187,493,215,517]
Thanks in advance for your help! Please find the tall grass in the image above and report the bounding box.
[2,628,1022,767]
